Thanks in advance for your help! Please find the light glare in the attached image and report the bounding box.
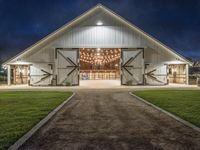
[96,21,103,26]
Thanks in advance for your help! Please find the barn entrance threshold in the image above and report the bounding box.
[79,80,120,88]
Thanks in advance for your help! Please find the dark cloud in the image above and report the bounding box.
[0,0,200,61]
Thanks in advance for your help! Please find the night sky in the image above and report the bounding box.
[0,0,200,63]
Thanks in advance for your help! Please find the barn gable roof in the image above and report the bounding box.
[3,3,191,65]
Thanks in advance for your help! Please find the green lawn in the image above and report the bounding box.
[133,90,200,128]
[0,91,73,150]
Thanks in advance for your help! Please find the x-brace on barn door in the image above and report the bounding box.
[29,64,53,86]
[121,48,144,85]
[144,64,167,85]
[56,48,79,86]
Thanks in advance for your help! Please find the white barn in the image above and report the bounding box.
[3,4,191,86]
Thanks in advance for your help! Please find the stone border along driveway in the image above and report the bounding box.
[129,92,200,132]
[8,93,75,150]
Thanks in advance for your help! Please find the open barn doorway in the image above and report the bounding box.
[10,65,29,85]
[168,64,187,84]
[79,48,121,87]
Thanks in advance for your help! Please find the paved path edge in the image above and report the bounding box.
[129,92,200,133]
[8,92,76,150]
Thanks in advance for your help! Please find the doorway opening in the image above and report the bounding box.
[168,64,186,84]
[10,65,29,85]
[79,48,121,83]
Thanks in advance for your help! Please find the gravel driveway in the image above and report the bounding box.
[20,90,200,150]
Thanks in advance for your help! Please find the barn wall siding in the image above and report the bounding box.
[22,46,55,63]
[20,25,177,66]
[53,26,143,48]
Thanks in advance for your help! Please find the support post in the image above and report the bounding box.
[186,64,189,85]
[142,49,145,85]
[7,65,11,85]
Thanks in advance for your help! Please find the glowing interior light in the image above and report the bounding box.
[97,48,101,52]
[96,21,103,26]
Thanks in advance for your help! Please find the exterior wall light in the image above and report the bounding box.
[96,21,103,26]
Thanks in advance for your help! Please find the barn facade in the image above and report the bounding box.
[3,4,191,86]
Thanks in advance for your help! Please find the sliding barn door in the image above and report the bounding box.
[30,64,53,86]
[145,64,167,85]
[121,49,144,85]
[56,49,79,86]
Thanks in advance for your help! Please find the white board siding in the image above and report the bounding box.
[20,25,177,65]
[53,26,141,48]
[22,47,55,63]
